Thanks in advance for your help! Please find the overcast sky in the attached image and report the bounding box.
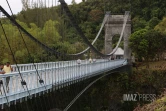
[0,0,82,15]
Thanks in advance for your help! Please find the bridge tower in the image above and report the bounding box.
[105,13,131,60]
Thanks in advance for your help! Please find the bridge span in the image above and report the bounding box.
[0,59,127,107]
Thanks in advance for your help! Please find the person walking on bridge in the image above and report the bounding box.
[3,62,13,92]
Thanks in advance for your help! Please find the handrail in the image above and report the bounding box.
[0,59,127,106]
[1,59,125,77]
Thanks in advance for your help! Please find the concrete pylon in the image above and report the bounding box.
[105,12,131,60]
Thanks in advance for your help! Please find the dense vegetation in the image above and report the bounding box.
[0,0,166,64]
[0,1,166,110]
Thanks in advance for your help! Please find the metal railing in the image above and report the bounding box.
[11,59,104,72]
[0,59,127,105]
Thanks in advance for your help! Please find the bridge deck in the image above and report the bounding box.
[0,59,127,107]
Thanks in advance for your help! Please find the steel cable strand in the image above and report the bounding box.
[45,60,55,109]
[5,0,47,84]
[62,45,73,110]
[42,54,53,110]
[56,54,62,109]
[1,5,122,58]
[61,48,70,110]
[72,11,129,56]
[58,3,92,104]
[49,52,57,109]
[60,46,73,110]
[49,53,59,109]
[5,1,50,110]
[0,5,128,58]
[0,80,10,111]
[32,8,45,111]
[59,0,110,57]
[107,11,130,55]
[0,19,32,110]
[42,1,55,110]
[63,59,127,111]
[0,5,83,58]
[59,0,126,57]
[36,1,53,110]
[59,0,130,57]
[69,12,110,56]
[75,58,87,110]
[1,3,66,110]
[52,63,60,109]
[63,71,119,111]
[60,56,75,110]
[32,1,51,110]
[59,54,67,109]
[68,57,80,110]
[0,28,10,111]
[0,6,70,57]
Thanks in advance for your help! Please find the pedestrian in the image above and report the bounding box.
[77,59,81,64]
[3,62,13,92]
[89,58,92,63]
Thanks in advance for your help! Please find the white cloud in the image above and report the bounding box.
[0,0,82,15]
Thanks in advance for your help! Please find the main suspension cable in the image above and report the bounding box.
[0,18,31,97]
[107,11,130,55]
[0,4,129,58]
[60,0,130,57]
[5,0,45,86]
[0,5,67,56]
[59,0,110,57]
[0,6,109,58]
[4,3,50,109]
[69,12,110,56]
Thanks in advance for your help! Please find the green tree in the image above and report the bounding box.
[155,17,166,36]
[129,29,164,65]
[147,17,160,29]
[132,17,147,32]
[42,20,61,45]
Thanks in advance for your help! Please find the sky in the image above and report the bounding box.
[0,0,82,15]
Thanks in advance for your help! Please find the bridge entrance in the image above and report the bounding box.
[105,13,131,59]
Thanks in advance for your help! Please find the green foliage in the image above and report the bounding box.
[1,0,166,64]
[148,17,160,29]
[155,17,166,36]
[132,17,147,32]
[0,19,77,63]
[129,29,147,60]
[129,29,164,61]
[42,20,61,45]
[112,35,124,49]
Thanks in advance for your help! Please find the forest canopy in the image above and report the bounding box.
[0,0,166,63]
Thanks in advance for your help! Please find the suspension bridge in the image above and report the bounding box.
[0,0,131,110]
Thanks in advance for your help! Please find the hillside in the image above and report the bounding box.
[134,89,166,111]
[0,0,166,110]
